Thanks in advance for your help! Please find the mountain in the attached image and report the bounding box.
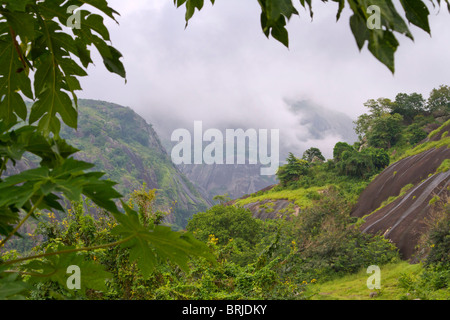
[11,100,210,229]
[180,163,278,201]
[159,100,357,202]
[286,99,358,144]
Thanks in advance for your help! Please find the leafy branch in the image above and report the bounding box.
[176,0,450,73]
[1,234,135,267]
[0,0,215,299]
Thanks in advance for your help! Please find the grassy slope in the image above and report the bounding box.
[391,119,450,163]
[311,261,449,300]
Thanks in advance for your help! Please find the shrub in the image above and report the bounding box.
[277,153,310,187]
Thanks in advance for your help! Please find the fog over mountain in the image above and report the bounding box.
[150,99,358,200]
[152,98,358,163]
[79,0,450,153]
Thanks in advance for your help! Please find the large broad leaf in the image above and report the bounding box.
[0,207,20,237]
[23,246,112,293]
[0,267,30,300]
[0,28,33,126]
[0,157,121,212]
[111,201,215,278]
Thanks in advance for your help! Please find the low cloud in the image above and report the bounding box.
[78,0,450,157]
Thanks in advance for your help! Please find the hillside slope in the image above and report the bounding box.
[67,100,211,228]
[229,121,449,261]
[352,122,450,260]
[11,100,210,228]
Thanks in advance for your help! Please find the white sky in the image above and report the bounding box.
[78,0,450,157]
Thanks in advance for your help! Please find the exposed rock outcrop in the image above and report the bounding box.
[351,147,450,260]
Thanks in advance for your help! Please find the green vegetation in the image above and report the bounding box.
[0,1,211,300]
[226,85,449,300]
[310,261,448,300]
[234,186,325,210]
[436,159,450,174]
[0,0,449,301]
[60,100,209,228]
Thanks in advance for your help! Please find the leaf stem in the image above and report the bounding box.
[0,158,8,177]
[8,26,28,71]
[0,195,45,249]
[0,234,135,267]
[2,269,58,278]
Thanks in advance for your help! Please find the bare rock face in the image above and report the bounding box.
[239,199,300,220]
[180,163,277,202]
[351,147,450,260]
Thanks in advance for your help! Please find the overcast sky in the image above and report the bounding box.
[78,0,450,158]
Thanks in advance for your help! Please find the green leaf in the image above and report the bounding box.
[266,0,298,20]
[2,0,34,12]
[270,15,289,47]
[111,202,215,277]
[400,0,431,34]
[70,0,120,21]
[0,270,30,300]
[333,0,345,21]
[184,0,204,23]
[0,207,20,237]
[349,13,370,51]
[24,246,112,292]
[30,50,79,133]
[0,31,33,125]
[368,30,399,74]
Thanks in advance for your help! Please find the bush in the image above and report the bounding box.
[187,205,262,246]
[277,153,310,187]
[421,197,450,268]
[333,142,355,162]
[407,123,428,145]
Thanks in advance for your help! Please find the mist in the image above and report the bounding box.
[78,0,450,158]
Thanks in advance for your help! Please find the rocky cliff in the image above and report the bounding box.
[351,123,450,260]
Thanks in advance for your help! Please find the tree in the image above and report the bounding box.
[355,97,405,150]
[302,147,325,163]
[213,193,232,205]
[176,0,450,73]
[366,113,404,149]
[407,123,428,145]
[333,142,354,162]
[362,147,390,170]
[276,153,309,187]
[364,98,394,117]
[335,144,389,178]
[391,92,427,122]
[354,98,394,140]
[427,85,450,113]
